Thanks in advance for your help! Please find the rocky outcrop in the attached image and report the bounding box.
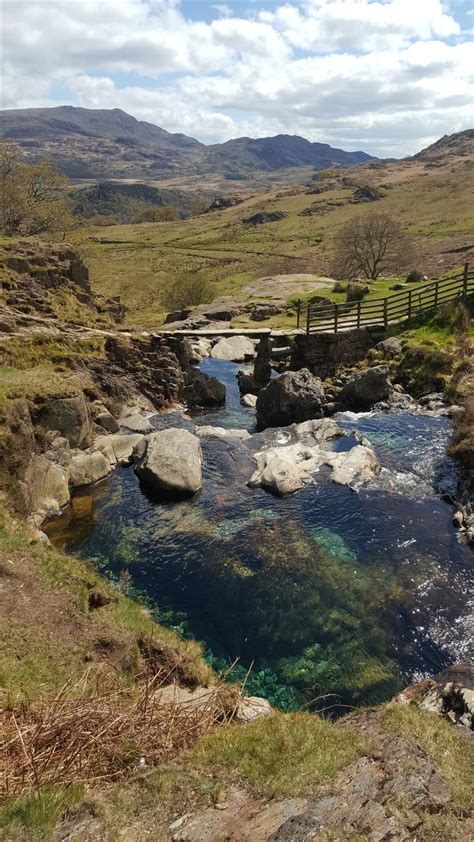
[0,240,125,330]
[196,426,251,440]
[338,365,392,410]
[249,419,379,495]
[256,369,325,429]
[211,336,256,362]
[291,328,383,379]
[35,394,93,448]
[134,429,202,497]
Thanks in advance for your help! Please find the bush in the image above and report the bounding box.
[346,283,369,302]
[161,272,214,311]
[406,270,424,282]
[333,281,347,293]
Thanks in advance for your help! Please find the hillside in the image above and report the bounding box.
[80,150,474,325]
[0,105,374,180]
[412,129,474,163]
[71,181,209,223]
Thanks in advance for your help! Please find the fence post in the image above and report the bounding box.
[407,289,412,321]
[334,303,339,334]
[306,302,311,335]
[296,299,301,330]
[463,262,469,299]
[383,298,388,329]
[434,281,439,309]
[357,300,361,329]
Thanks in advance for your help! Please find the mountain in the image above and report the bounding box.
[412,129,474,163]
[0,106,374,180]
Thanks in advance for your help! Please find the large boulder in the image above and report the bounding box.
[184,369,226,407]
[28,455,70,522]
[211,336,256,362]
[90,401,120,434]
[69,450,112,488]
[36,393,92,448]
[256,369,325,429]
[249,442,323,496]
[134,429,202,496]
[339,366,392,410]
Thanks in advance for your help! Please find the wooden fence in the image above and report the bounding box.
[295,263,473,335]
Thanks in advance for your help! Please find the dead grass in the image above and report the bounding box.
[1,670,236,800]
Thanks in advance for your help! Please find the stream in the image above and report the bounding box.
[46,359,474,710]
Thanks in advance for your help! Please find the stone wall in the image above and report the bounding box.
[291,327,384,378]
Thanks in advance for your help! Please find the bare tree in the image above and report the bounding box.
[332,212,414,280]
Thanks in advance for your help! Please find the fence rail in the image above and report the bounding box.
[296,263,473,335]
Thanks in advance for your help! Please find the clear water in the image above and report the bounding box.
[46,360,474,710]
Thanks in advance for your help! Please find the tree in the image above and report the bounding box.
[0,142,74,237]
[332,212,414,280]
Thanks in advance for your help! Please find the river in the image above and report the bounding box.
[45,359,474,711]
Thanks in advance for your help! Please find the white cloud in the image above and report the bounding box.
[2,0,473,156]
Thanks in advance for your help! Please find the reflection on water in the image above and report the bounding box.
[46,360,474,710]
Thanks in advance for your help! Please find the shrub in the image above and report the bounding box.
[406,270,424,282]
[161,272,214,311]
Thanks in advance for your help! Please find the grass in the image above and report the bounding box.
[192,711,366,799]
[0,785,85,842]
[383,705,474,811]
[75,160,474,327]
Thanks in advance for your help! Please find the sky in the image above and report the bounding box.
[1,0,473,157]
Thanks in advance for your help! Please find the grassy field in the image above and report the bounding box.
[79,158,474,327]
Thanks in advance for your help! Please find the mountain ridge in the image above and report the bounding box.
[0,105,374,180]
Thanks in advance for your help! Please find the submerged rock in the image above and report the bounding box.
[196,426,251,440]
[211,335,256,362]
[339,365,392,410]
[134,428,202,496]
[256,368,325,429]
[249,442,323,495]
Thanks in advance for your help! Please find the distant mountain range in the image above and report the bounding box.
[0,106,375,180]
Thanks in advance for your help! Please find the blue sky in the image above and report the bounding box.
[3,0,473,157]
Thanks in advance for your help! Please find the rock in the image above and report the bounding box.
[184,369,226,407]
[196,426,251,440]
[211,336,256,362]
[249,420,379,496]
[339,365,391,410]
[36,393,92,448]
[241,393,257,408]
[69,450,112,488]
[90,401,120,433]
[324,443,380,487]
[248,304,281,321]
[393,663,474,730]
[376,337,403,357]
[243,211,286,225]
[29,455,70,522]
[352,185,384,202]
[120,413,154,433]
[249,442,323,495]
[91,433,144,466]
[452,510,464,528]
[236,696,273,723]
[134,429,202,496]
[256,369,325,429]
[188,337,212,364]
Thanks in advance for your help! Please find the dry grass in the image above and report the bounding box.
[1,667,237,800]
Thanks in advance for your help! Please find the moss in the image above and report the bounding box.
[193,712,366,799]
[382,705,474,811]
